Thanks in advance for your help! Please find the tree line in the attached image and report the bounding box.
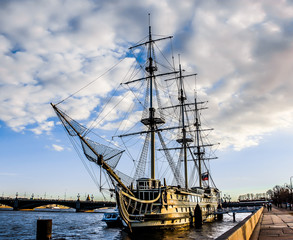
[267,185,292,207]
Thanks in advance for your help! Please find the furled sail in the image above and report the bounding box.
[51,103,134,196]
[52,103,124,169]
[81,138,124,169]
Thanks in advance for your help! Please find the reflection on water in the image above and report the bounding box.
[0,208,250,240]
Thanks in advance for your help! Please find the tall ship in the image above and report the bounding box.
[51,19,220,231]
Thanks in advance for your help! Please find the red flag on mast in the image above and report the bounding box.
[201,172,209,181]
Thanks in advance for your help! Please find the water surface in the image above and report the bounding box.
[0,209,250,239]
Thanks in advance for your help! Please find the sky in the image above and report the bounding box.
[1,0,293,201]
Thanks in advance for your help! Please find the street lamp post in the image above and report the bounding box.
[284,183,289,209]
[290,176,293,210]
[223,194,227,202]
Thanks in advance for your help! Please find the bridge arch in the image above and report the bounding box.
[0,198,115,211]
[0,203,13,209]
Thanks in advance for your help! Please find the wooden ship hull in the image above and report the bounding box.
[116,179,219,231]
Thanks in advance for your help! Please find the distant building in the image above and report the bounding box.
[238,193,268,201]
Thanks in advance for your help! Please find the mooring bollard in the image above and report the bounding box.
[36,219,52,240]
[217,204,223,221]
[194,203,202,228]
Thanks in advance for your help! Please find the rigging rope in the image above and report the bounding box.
[154,42,174,71]
[157,131,184,186]
[56,58,126,106]
[64,127,100,189]
[133,132,150,180]
[84,84,122,136]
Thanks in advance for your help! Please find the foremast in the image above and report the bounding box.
[146,23,157,180]
[128,18,169,181]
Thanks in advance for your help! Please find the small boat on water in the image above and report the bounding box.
[102,209,123,227]
[52,16,221,232]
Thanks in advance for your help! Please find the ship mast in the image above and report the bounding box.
[194,96,203,187]
[178,63,188,189]
[147,21,156,180]
[122,16,174,182]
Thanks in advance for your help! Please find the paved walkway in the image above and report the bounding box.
[251,206,293,240]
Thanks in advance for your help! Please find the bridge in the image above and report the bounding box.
[222,200,267,208]
[213,200,266,222]
[0,197,116,212]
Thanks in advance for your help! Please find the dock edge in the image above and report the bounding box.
[215,207,264,240]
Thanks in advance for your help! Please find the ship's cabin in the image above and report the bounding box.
[191,187,205,194]
[136,178,161,190]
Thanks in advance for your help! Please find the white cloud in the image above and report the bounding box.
[227,2,266,29]
[52,144,64,152]
[178,0,293,150]
[31,121,54,135]
[0,0,293,151]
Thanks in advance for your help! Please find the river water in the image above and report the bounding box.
[0,208,250,240]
